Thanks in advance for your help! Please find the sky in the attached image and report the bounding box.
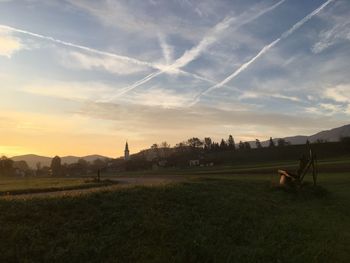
[0,0,349,158]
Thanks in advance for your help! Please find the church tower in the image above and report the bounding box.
[124,141,130,160]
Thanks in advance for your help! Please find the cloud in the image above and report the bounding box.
[61,51,149,75]
[113,0,286,96]
[320,103,343,113]
[324,84,350,103]
[239,91,301,102]
[171,0,286,70]
[122,87,195,108]
[22,81,118,101]
[193,0,335,103]
[304,84,350,116]
[312,2,350,54]
[0,24,158,68]
[0,28,23,57]
[76,101,345,142]
[0,24,207,82]
[66,0,208,41]
[322,84,350,115]
[306,103,345,116]
[312,22,350,53]
[21,79,197,109]
[158,33,174,65]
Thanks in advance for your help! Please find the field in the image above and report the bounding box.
[0,159,349,262]
[0,177,116,196]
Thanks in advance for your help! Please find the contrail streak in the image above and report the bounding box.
[170,0,286,70]
[0,24,158,69]
[109,0,286,99]
[191,0,334,105]
[0,24,212,90]
[113,69,240,98]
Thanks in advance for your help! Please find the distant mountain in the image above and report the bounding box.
[11,154,52,168]
[11,154,110,168]
[308,124,350,142]
[256,124,350,147]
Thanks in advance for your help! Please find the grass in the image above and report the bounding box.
[0,171,349,262]
[112,156,350,177]
[0,177,115,195]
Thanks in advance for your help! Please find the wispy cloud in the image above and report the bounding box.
[77,101,344,141]
[239,91,301,102]
[158,33,174,65]
[122,87,195,108]
[312,20,350,53]
[66,0,208,42]
[0,24,158,68]
[305,84,350,116]
[170,0,286,70]
[192,0,335,104]
[312,1,350,54]
[323,84,350,103]
[61,51,149,75]
[0,24,209,82]
[22,81,117,101]
[111,0,286,97]
[0,27,23,58]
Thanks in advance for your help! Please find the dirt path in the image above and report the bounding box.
[0,176,185,200]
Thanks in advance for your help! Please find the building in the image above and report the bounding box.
[124,141,130,160]
[189,160,200,167]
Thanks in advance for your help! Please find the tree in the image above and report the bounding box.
[220,139,227,150]
[269,137,275,148]
[187,137,203,148]
[150,143,160,159]
[50,156,62,177]
[244,142,251,150]
[175,142,186,148]
[77,159,89,174]
[35,162,42,176]
[13,160,30,176]
[36,162,41,171]
[151,143,159,149]
[340,136,350,144]
[238,141,245,150]
[228,135,236,150]
[0,156,14,176]
[160,141,170,148]
[204,137,212,151]
[277,138,288,147]
[175,142,187,153]
[255,139,262,148]
[212,142,220,151]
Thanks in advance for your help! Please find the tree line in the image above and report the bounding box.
[1,136,349,177]
[149,135,292,152]
[0,155,110,177]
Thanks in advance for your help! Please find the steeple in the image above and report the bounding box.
[124,141,130,160]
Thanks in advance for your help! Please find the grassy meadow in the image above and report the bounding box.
[0,177,115,196]
[0,158,349,262]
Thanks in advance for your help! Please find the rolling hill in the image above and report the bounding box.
[11,154,110,168]
[257,124,350,147]
[11,124,350,167]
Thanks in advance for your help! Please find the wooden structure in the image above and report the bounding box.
[278,147,318,186]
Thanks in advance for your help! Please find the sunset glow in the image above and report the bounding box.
[1,0,349,158]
